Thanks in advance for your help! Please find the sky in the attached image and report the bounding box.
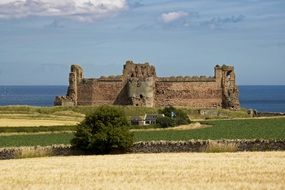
[0,0,284,85]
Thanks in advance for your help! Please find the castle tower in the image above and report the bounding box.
[215,65,240,109]
[67,65,83,105]
[54,64,83,106]
[123,61,156,107]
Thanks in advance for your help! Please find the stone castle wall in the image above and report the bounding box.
[76,80,127,105]
[154,81,222,107]
[54,60,240,109]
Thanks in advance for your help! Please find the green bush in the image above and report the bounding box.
[71,106,133,154]
[156,116,176,128]
[157,106,191,128]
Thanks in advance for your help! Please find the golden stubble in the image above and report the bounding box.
[0,118,79,127]
[0,152,284,190]
[0,112,84,127]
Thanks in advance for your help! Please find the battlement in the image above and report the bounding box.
[123,60,156,78]
[55,60,240,109]
[158,76,216,82]
[80,76,123,83]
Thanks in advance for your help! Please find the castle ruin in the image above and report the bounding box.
[54,61,240,109]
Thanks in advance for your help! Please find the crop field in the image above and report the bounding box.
[0,118,285,147]
[0,133,73,147]
[0,118,79,127]
[0,111,83,127]
[202,117,285,129]
[0,118,284,147]
[0,125,76,133]
[0,152,284,190]
[136,117,285,141]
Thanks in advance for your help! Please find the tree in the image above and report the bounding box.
[156,116,176,128]
[71,106,133,154]
[157,106,191,128]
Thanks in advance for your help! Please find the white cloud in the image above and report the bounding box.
[161,11,189,23]
[0,0,127,22]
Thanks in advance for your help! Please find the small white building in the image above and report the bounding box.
[130,114,165,126]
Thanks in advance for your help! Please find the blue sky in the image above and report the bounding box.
[0,0,284,85]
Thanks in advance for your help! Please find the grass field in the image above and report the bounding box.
[0,133,73,147]
[0,105,159,117]
[0,105,250,119]
[0,152,284,189]
[0,118,284,147]
[0,125,76,133]
[135,117,285,141]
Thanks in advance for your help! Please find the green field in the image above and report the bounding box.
[0,118,284,147]
[0,105,159,117]
[0,105,250,119]
[0,133,73,147]
[0,125,76,133]
[135,118,285,141]
[0,125,156,133]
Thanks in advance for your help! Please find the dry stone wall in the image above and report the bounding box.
[130,140,285,153]
[1,140,285,159]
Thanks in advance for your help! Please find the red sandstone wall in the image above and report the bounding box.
[76,83,93,105]
[77,81,127,105]
[77,79,223,108]
[154,81,222,108]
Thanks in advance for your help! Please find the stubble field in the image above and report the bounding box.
[0,152,284,190]
[0,118,78,127]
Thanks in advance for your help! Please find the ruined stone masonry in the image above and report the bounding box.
[54,60,240,109]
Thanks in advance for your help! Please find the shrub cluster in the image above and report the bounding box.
[157,106,191,128]
[71,106,133,154]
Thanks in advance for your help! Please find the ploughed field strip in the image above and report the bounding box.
[0,152,284,190]
[0,118,284,147]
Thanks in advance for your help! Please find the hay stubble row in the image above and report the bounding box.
[0,152,284,189]
[0,118,79,127]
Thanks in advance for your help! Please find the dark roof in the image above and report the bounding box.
[130,116,144,121]
[145,114,164,121]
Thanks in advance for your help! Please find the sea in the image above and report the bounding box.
[0,85,284,113]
